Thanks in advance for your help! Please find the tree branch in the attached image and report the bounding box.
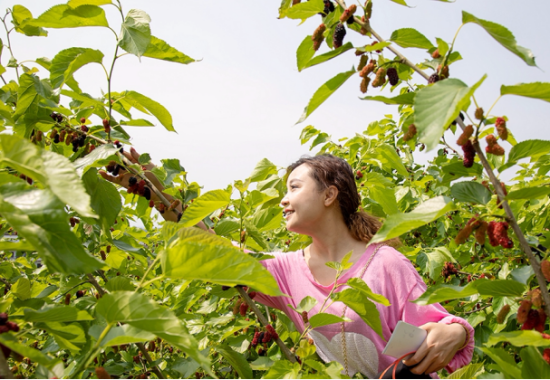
[136,342,165,379]
[87,273,107,297]
[0,347,13,379]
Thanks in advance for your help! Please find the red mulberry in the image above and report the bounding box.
[495,117,508,141]
[103,119,111,133]
[521,309,546,333]
[475,107,484,120]
[431,49,440,59]
[485,134,505,156]
[371,68,386,87]
[457,125,474,146]
[402,124,417,142]
[312,24,326,51]
[239,302,248,316]
[462,140,476,168]
[360,77,371,94]
[387,67,399,86]
[262,331,272,343]
[266,324,279,340]
[517,300,532,324]
[475,221,488,245]
[496,304,510,324]
[340,5,356,23]
[301,311,309,324]
[544,349,550,365]
[359,59,376,78]
[542,260,550,282]
[455,224,474,245]
[333,24,346,49]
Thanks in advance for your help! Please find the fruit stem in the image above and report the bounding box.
[106,45,119,142]
[137,342,165,379]
[1,9,20,79]
[485,95,503,119]
[137,256,161,291]
[235,286,297,363]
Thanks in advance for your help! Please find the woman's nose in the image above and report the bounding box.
[280,194,289,207]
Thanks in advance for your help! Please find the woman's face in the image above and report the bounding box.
[281,164,327,235]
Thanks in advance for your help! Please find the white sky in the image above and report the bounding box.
[6,0,550,191]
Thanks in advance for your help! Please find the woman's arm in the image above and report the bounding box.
[99,147,212,232]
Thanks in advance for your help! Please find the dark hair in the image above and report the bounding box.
[286,154,400,247]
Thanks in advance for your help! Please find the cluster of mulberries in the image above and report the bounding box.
[0,313,20,359]
[333,24,346,49]
[69,217,80,228]
[50,112,64,123]
[441,262,458,278]
[521,307,547,333]
[485,134,505,156]
[106,160,123,176]
[127,178,152,201]
[312,24,326,51]
[340,4,356,24]
[387,67,399,86]
[71,133,87,152]
[462,140,476,168]
[402,124,417,142]
[495,117,509,140]
[456,125,474,146]
[322,0,335,16]
[355,170,363,180]
[487,221,513,248]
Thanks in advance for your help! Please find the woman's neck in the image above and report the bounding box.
[307,221,366,263]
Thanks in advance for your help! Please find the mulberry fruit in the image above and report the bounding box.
[455,224,474,245]
[544,349,550,365]
[143,187,151,201]
[542,260,550,282]
[496,304,510,324]
[441,262,458,278]
[360,77,370,94]
[530,289,542,308]
[340,4,357,23]
[437,64,449,78]
[485,134,505,156]
[487,221,499,247]
[302,311,309,324]
[475,107,484,120]
[137,180,146,195]
[0,313,7,325]
[262,331,272,343]
[100,250,106,260]
[475,221,488,245]
[248,291,257,299]
[359,16,368,35]
[355,170,363,180]
[239,302,248,316]
[371,67,386,87]
[495,117,508,141]
[462,140,476,168]
[402,124,417,142]
[103,119,111,133]
[266,324,279,340]
[431,49,440,59]
[76,290,85,298]
[517,300,532,324]
[456,125,474,146]
[128,177,138,186]
[387,67,399,86]
[64,293,71,305]
[358,55,368,71]
[359,59,376,78]
[251,332,260,347]
[149,200,154,208]
[521,309,546,333]
[333,24,346,49]
[323,0,335,15]
[428,74,439,84]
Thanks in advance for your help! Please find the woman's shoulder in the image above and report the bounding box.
[261,249,303,270]
[368,245,421,282]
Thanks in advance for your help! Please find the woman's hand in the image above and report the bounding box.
[402,322,466,375]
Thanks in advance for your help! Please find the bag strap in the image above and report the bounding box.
[378,351,417,379]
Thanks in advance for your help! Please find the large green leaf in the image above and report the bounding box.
[118,9,151,57]
[0,135,96,217]
[161,228,283,296]
[308,313,349,329]
[297,35,315,72]
[12,5,48,36]
[179,189,231,227]
[21,4,109,29]
[361,93,415,105]
[12,73,42,123]
[374,143,408,176]
[477,279,527,297]
[413,281,481,305]
[332,288,384,340]
[347,278,390,306]
[506,186,550,200]
[216,344,253,379]
[68,0,112,7]
[486,331,550,347]
[12,277,31,300]
[143,36,195,64]
[501,82,550,103]
[0,187,102,275]
[521,346,550,379]
[390,28,434,49]
[303,42,354,70]
[370,196,456,243]
[507,140,550,164]
[23,305,85,322]
[414,76,486,151]
[283,0,324,22]
[297,68,356,124]
[89,324,155,346]
[96,291,210,372]
[0,334,56,369]
[264,361,301,379]
[450,181,492,204]
[250,158,278,182]
[462,11,536,67]
[82,169,122,233]
[50,47,104,89]
[123,91,175,132]
[446,363,485,380]
[480,347,522,379]
[74,144,120,175]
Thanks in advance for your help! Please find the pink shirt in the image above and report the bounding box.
[255,244,474,378]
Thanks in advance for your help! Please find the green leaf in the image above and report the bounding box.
[0,187,103,275]
[0,241,34,251]
[346,278,390,306]
[435,38,449,58]
[414,76,486,151]
[12,5,48,36]
[297,35,315,72]
[12,277,31,300]
[216,344,253,379]
[12,73,43,123]
[507,140,550,164]
[50,47,104,89]
[413,281,481,305]
[0,334,55,369]
[446,363,485,379]
[477,279,527,297]
[82,169,122,234]
[501,82,550,103]
[96,291,210,373]
[120,118,155,126]
[264,360,301,379]
[370,196,456,243]
[22,4,109,29]
[179,189,230,227]
[521,346,550,379]
[462,11,536,66]
[297,67,356,124]
[161,228,283,296]
[68,0,112,7]
[506,186,550,200]
[418,247,455,281]
[123,90,175,132]
[389,0,409,6]
[480,347,522,379]
[74,144,120,175]
[303,42,354,70]
[143,36,195,64]
[308,313,350,329]
[283,0,324,22]
[361,92,415,105]
[441,161,483,179]
[375,143,409,176]
[23,305,80,322]
[450,181,492,204]
[118,9,151,57]
[390,28,433,49]
[332,288,384,340]
[89,324,155,346]
[250,158,278,182]
[295,296,318,313]
[104,276,136,292]
[486,330,550,347]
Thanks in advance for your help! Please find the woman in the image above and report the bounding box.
[101,149,473,378]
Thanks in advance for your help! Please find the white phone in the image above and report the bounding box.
[382,321,427,358]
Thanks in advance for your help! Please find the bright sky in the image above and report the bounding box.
[6,0,550,191]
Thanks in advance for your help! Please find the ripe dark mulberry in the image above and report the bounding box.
[428,74,439,84]
[322,0,335,15]
[462,140,476,168]
[0,313,7,325]
[149,200,154,208]
[333,24,346,49]
[128,176,138,186]
[76,290,85,298]
[100,250,106,260]
[387,67,399,86]
[457,125,474,146]
[143,187,151,201]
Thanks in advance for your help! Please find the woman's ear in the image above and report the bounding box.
[324,185,339,206]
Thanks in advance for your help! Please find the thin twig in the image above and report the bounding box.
[87,273,107,297]
[136,342,165,379]
[462,304,491,315]
[236,286,296,363]
[0,277,11,290]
